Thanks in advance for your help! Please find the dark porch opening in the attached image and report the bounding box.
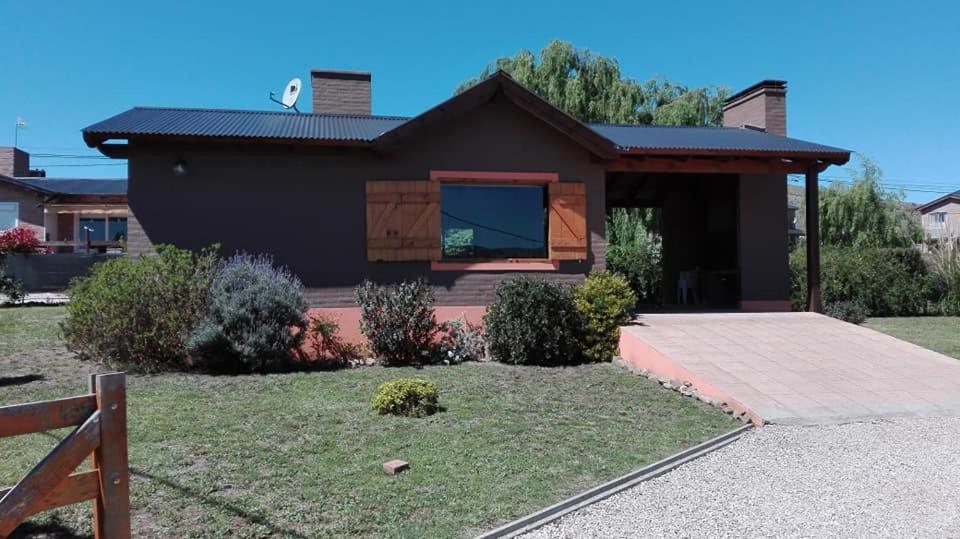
[606,173,740,309]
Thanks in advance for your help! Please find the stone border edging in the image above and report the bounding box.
[475,423,754,539]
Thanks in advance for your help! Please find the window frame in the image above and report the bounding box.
[0,202,19,231]
[429,171,560,271]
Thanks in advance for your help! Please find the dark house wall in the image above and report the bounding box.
[126,96,606,306]
[738,174,789,306]
[0,182,44,237]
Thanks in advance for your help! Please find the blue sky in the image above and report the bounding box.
[2,0,958,202]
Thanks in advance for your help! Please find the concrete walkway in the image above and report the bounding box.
[619,312,960,425]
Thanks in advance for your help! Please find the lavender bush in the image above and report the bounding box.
[188,253,307,372]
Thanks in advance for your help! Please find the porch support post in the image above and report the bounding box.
[804,166,822,313]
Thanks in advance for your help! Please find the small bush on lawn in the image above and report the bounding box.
[302,314,365,366]
[438,317,485,363]
[188,253,308,373]
[823,301,868,325]
[355,279,439,366]
[0,227,48,255]
[484,276,582,366]
[574,272,637,362]
[790,246,933,316]
[63,245,219,371]
[372,378,439,417]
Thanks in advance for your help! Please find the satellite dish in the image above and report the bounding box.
[269,77,302,112]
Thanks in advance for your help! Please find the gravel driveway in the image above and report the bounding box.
[524,419,960,538]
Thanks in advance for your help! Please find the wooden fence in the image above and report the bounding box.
[0,373,130,538]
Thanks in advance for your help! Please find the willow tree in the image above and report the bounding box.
[456,40,728,126]
[817,157,922,248]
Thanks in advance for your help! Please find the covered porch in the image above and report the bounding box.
[602,146,844,313]
[43,200,128,253]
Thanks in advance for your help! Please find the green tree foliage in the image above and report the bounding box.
[457,40,728,126]
[816,156,922,248]
[606,208,662,303]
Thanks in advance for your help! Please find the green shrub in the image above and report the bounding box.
[355,279,439,366]
[437,317,485,363]
[790,246,933,316]
[188,253,308,373]
[574,272,636,362]
[484,276,582,365]
[371,378,439,417]
[303,314,365,366]
[606,209,662,304]
[62,245,219,371]
[823,301,868,325]
[0,263,23,304]
[928,248,960,316]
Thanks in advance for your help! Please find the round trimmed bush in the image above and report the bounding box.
[484,276,582,365]
[372,378,439,417]
[574,272,637,362]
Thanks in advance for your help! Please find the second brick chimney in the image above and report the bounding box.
[722,80,787,136]
[311,69,371,115]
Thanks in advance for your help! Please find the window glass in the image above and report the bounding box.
[441,184,546,259]
[79,217,106,242]
[108,217,128,241]
[0,202,17,231]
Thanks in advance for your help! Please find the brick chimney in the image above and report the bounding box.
[310,69,371,115]
[0,147,29,178]
[722,80,787,136]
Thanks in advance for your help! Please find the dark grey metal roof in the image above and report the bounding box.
[589,124,849,156]
[83,107,848,158]
[83,107,408,144]
[13,178,127,196]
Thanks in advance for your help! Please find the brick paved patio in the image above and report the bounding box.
[619,312,960,425]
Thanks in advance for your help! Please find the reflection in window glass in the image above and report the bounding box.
[108,217,128,241]
[79,217,106,242]
[0,203,17,231]
[441,184,546,259]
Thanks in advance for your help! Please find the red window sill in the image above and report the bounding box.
[430,260,559,272]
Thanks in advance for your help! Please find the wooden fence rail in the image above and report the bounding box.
[0,373,130,538]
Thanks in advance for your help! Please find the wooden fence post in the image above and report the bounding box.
[91,372,131,539]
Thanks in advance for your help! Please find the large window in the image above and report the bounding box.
[931,212,947,226]
[440,184,547,260]
[0,202,18,231]
[78,216,128,242]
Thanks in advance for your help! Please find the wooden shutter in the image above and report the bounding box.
[366,181,440,262]
[548,182,588,261]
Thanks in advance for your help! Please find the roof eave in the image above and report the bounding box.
[617,146,851,165]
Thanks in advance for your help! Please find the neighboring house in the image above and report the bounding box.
[917,190,960,242]
[0,147,128,252]
[82,72,849,311]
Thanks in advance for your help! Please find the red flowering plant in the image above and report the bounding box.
[0,227,50,255]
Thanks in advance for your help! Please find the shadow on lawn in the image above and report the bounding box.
[130,467,310,539]
[0,374,44,387]
[12,516,91,539]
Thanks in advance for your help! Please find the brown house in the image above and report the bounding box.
[82,71,848,312]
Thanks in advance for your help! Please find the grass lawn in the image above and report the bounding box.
[865,317,960,360]
[0,306,737,538]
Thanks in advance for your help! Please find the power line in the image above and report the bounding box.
[30,154,112,160]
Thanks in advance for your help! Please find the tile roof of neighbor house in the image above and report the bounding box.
[83,107,849,157]
[1,176,127,196]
